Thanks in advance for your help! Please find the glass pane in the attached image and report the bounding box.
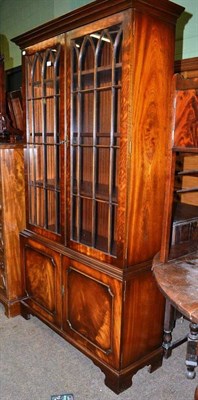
[80,38,94,89]
[46,145,56,186]
[33,99,42,134]
[35,145,43,183]
[81,92,94,134]
[28,145,35,183]
[97,69,112,88]
[97,90,111,134]
[112,205,117,256]
[96,148,110,199]
[71,94,78,139]
[71,195,78,241]
[81,38,95,71]
[96,135,110,146]
[28,185,35,225]
[71,45,78,91]
[33,80,42,99]
[32,54,43,99]
[71,146,77,194]
[113,147,119,202]
[114,88,121,135]
[81,134,93,146]
[47,190,56,231]
[27,56,33,99]
[44,51,56,94]
[115,66,122,85]
[95,201,109,252]
[80,197,92,246]
[27,101,33,141]
[97,33,112,68]
[81,72,94,90]
[36,187,44,227]
[46,98,54,135]
[45,77,54,97]
[80,147,93,197]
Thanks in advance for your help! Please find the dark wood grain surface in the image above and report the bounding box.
[153,251,198,323]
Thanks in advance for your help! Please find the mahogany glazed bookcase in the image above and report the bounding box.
[12,0,184,393]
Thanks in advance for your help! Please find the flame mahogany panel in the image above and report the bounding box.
[0,145,26,317]
[174,87,198,148]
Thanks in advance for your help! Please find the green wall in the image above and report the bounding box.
[0,0,197,70]
[174,0,198,60]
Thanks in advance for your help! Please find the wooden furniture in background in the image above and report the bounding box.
[5,66,23,133]
[0,55,26,316]
[160,58,198,360]
[6,65,22,93]
[160,73,198,263]
[0,55,23,141]
[152,72,198,398]
[175,56,198,78]
[0,144,26,316]
[12,0,183,393]
[153,251,198,398]
[7,89,23,132]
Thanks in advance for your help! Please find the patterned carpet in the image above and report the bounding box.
[0,303,197,400]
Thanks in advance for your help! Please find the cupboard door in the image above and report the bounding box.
[62,256,122,368]
[21,238,62,327]
[24,40,63,240]
[66,12,131,265]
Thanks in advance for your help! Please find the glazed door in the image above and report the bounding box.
[24,38,64,241]
[66,12,132,266]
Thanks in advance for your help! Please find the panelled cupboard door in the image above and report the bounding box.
[20,237,62,327]
[23,36,65,243]
[62,256,122,368]
[66,11,132,267]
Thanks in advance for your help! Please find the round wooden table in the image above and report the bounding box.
[153,251,198,400]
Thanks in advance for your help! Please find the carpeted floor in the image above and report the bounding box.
[0,302,197,400]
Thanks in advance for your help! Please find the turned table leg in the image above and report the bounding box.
[163,300,175,358]
[194,386,198,400]
[186,323,198,379]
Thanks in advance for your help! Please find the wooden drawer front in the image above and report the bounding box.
[22,243,61,326]
[62,257,122,367]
